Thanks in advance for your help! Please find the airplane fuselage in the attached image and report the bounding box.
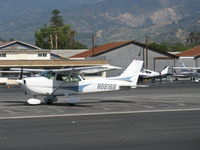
[22,76,133,96]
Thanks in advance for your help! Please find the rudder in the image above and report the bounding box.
[119,60,143,84]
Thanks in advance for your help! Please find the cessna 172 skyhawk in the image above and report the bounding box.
[16,60,143,105]
[139,66,170,80]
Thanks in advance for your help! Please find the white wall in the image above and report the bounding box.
[0,52,50,60]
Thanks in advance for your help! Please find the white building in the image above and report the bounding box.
[0,40,50,60]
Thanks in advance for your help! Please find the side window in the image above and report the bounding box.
[55,74,82,82]
[70,76,81,82]
[0,53,6,57]
[49,73,55,80]
[38,53,47,57]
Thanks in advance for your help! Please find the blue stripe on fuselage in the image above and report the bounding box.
[58,84,90,92]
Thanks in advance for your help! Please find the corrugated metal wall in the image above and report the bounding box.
[94,44,176,77]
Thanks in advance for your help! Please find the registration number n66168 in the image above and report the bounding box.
[97,83,117,90]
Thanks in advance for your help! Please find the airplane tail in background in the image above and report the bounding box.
[117,60,143,84]
[161,66,169,75]
[180,60,186,67]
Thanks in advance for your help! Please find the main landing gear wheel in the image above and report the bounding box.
[65,97,80,106]
[44,96,58,105]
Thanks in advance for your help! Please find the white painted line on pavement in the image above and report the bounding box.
[1,108,200,120]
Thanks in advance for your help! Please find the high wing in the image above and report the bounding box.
[0,70,30,73]
[51,65,121,74]
[10,68,47,72]
[172,67,200,70]
[10,65,121,75]
[172,60,200,70]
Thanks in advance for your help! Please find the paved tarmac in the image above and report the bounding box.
[0,110,200,150]
[0,81,200,118]
[0,81,200,149]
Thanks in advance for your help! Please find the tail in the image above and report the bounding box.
[161,66,169,75]
[117,60,143,84]
[179,60,186,67]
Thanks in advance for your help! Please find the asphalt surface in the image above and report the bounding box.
[0,110,200,150]
[0,81,200,149]
[0,81,200,117]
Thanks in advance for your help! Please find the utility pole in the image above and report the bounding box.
[92,34,95,56]
[145,35,149,69]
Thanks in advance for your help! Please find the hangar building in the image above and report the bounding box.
[71,40,178,76]
[176,45,200,67]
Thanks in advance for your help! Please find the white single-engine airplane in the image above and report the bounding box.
[139,66,170,80]
[172,61,200,82]
[16,60,143,105]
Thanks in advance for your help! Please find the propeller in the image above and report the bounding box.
[20,67,23,79]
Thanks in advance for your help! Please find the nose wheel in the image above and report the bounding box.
[27,98,41,105]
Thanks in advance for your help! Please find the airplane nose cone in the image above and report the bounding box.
[16,79,23,84]
[16,79,26,85]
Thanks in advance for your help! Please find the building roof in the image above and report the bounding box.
[51,50,88,59]
[70,41,131,58]
[0,49,50,52]
[70,40,178,58]
[176,45,200,57]
[0,40,41,50]
[0,60,108,68]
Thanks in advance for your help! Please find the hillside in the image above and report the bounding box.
[0,0,102,42]
[63,0,200,46]
[0,0,200,47]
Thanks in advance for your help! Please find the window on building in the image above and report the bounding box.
[0,53,6,57]
[38,53,47,57]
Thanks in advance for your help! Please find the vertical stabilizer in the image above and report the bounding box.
[180,60,186,67]
[161,66,169,75]
[118,60,143,84]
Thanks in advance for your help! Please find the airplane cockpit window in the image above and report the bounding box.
[70,75,82,82]
[55,74,83,82]
[40,71,83,82]
[145,71,151,74]
[40,71,55,80]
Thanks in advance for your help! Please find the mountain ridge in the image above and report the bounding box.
[0,0,200,47]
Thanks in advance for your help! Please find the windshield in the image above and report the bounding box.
[56,74,82,82]
[40,71,55,79]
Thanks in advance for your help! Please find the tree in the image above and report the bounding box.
[148,42,189,52]
[35,25,53,49]
[35,9,87,49]
[187,32,200,46]
[50,9,64,27]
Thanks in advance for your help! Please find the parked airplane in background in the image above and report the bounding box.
[16,60,143,105]
[139,66,170,81]
[172,61,200,82]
